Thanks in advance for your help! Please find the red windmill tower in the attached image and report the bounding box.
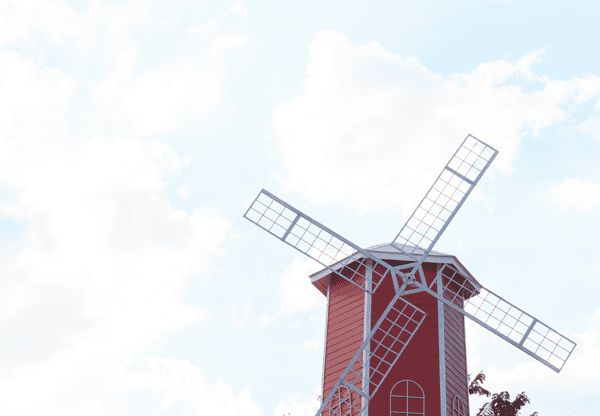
[309,244,482,416]
[244,135,576,416]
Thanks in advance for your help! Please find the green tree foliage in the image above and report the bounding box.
[469,370,491,398]
[476,391,538,416]
[469,371,538,416]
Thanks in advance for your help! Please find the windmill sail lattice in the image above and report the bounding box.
[244,189,393,294]
[425,264,576,373]
[243,134,576,416]
[392,135,497,262]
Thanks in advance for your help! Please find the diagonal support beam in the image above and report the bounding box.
[282,213,300,240]
[342,380,370,400]
[519,319,538,346]
[445,166,474,185]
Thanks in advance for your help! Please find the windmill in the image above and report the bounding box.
[244,134,576,416]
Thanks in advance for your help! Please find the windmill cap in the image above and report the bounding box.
[308,242,482,296]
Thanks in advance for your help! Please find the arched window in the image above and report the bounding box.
[452,396,467,416]
[390,380,425,416]
[328,386,361,416]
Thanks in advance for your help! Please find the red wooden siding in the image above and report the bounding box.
[322,272,365,400]
[368,262,441,416]
[444,300,469,415]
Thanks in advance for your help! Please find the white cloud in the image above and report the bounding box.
[0,49,74,139]
[94,47,227,136]
[2,355,264,415]
[1,0,248,139]
[120,62,225,136]
[278,257,325,314]
[112,356,264,416]
[270,30,600,215]
[0,132,233,414]
[262,257,326,325]
[186,0,248,37]
[273,385,321,416]
[550,178,600,211]
[576,112,600,139]
[302,339,322,350]
[0,0,83,47]
[232,300,256,329]
[86,0,150,37]
[92,46,138,109]
[0,3,249,413]
[89,0,247,137]
[178,183,191,199]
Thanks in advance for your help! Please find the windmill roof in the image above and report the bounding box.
[364,242,449,256]
[308,242,482,296]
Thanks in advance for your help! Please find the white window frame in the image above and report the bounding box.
[390,380,425,416]
[328,386,360,416]
[452,395,466,416]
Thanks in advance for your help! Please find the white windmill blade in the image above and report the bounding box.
[424,264,577,373]
[244,189,399,294]
[316,287,427,416]
[391,134,498,263]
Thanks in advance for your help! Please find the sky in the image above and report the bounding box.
[0,0,599,415]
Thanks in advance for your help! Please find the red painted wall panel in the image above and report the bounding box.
[322,273,365,400]
[444,301,469,415]
[368,262,442,416]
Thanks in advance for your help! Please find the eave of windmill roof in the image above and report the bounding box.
[364,242,449,257]
[308,242,482,290]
